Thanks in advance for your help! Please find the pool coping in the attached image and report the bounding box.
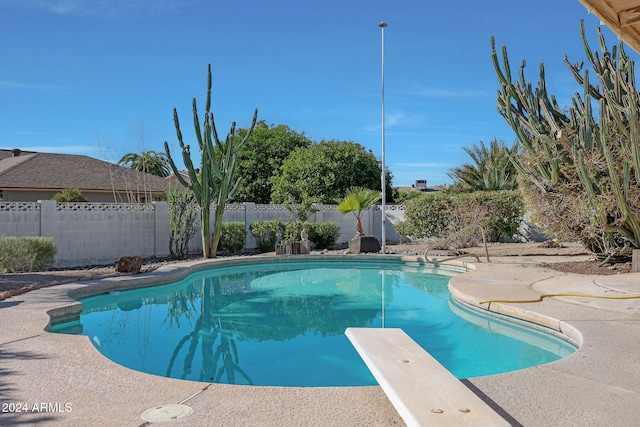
[2,254,640,426]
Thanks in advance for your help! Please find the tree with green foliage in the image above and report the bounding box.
[232,121,312,203]
[336,187,381,238]
[270,140,394,204]
[447,138,519,191]
[492,21,640,261]
[164,64,258,258]
[118,150,171,177]
[52,187,88,202]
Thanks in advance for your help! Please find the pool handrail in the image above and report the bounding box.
[423,223,490,263]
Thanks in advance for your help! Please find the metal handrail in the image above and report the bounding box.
[423,223,490,263]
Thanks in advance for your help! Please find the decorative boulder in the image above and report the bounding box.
[115,256,142,274]
[348,236,381,254]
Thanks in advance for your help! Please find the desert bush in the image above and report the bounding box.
[306,222,340,249]
[281,221,305,241]
[395,190,429,204]
[403,192,455,239]
[260,220,340,249]
[166,186,198,259]
[392,220,412,244]
[403,191,523,247]
[216,222,246,255]
[250,220,282,253]
[52,188,87,202]
[0,236,57,273]
[468,191,524,241]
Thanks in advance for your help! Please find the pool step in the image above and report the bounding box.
[345,327,511,427]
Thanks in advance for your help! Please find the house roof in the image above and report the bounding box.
[0,148,170,193]
[578,0,640,54]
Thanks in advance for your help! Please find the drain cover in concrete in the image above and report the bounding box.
[140,404,193,422]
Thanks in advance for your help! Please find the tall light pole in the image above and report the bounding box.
[379,21,387,254]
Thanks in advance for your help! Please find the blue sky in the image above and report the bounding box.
[0,0,634,186]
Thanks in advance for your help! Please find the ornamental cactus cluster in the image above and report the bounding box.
[492,20,640,262]
[165,64,258,258]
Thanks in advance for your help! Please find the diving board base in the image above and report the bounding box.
[345,327,511,427]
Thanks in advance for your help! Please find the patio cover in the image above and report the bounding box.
[579,0,640,54]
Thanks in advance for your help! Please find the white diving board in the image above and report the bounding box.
[345,327,511,427]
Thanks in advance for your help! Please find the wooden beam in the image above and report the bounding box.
[578,0,640,55]
[620,6,640,27]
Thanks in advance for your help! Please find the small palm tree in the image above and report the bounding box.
[118,150,171,178]
[336,187,381,238]
[448,138,519,191]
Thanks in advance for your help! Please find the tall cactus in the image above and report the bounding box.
[492,21,640,261]
[165,64,258,258]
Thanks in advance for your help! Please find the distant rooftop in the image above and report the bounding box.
[0,148,169,194]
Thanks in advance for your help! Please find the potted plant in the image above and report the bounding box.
[336,187,381,253]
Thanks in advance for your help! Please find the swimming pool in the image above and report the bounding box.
[52,259,575,387]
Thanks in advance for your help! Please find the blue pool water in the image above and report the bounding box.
[52,260,575,387]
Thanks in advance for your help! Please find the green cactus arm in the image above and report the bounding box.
[205,64,212,113]
[192,99,205,151]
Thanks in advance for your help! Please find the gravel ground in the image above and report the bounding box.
[0,241,631,301]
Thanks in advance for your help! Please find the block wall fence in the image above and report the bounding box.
[0,201,404,268]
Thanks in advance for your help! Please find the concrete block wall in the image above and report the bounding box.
[0,201,404,268]
[37,201,167,268]
[0,202,41,236]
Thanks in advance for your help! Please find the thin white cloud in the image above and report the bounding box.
[0,80,73,91]
[363,110,427,132]
[399,82,487,100]
[17,144,97,154]
[0,80,36,90]
[395,162,451,169]
[0,0,203,19]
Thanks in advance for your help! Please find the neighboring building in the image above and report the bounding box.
[166,171,193,185]
[414,179,428,191]
[0,148,170,202]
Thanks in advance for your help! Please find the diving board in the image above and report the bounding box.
[345,328,511,427]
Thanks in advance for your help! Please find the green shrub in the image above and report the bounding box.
[404,192,455,239]
[403,190,523,246]
[395,190,429,204]
[216,222,247,255]
[281,221,305,241]
[250,220,282,253]
[471,191,524,242]
[52,188,87,202]
[306,222,340,249]
[393,220,412,244]
[279,221,340,249]
[0,236,57,273]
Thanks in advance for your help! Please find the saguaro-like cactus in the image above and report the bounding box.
[165,65,258,258]
[492,21,640,261]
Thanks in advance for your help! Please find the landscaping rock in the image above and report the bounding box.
[348,236,381,254]
[115,256,142,274]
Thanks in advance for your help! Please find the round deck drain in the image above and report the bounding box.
[140,404,193,422]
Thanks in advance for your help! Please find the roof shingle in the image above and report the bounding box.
[0,149,169,193]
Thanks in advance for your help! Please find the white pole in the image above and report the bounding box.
[381,271,386,328]
[379,21,387,254]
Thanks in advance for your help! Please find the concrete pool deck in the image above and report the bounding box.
[1,254,639,426]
